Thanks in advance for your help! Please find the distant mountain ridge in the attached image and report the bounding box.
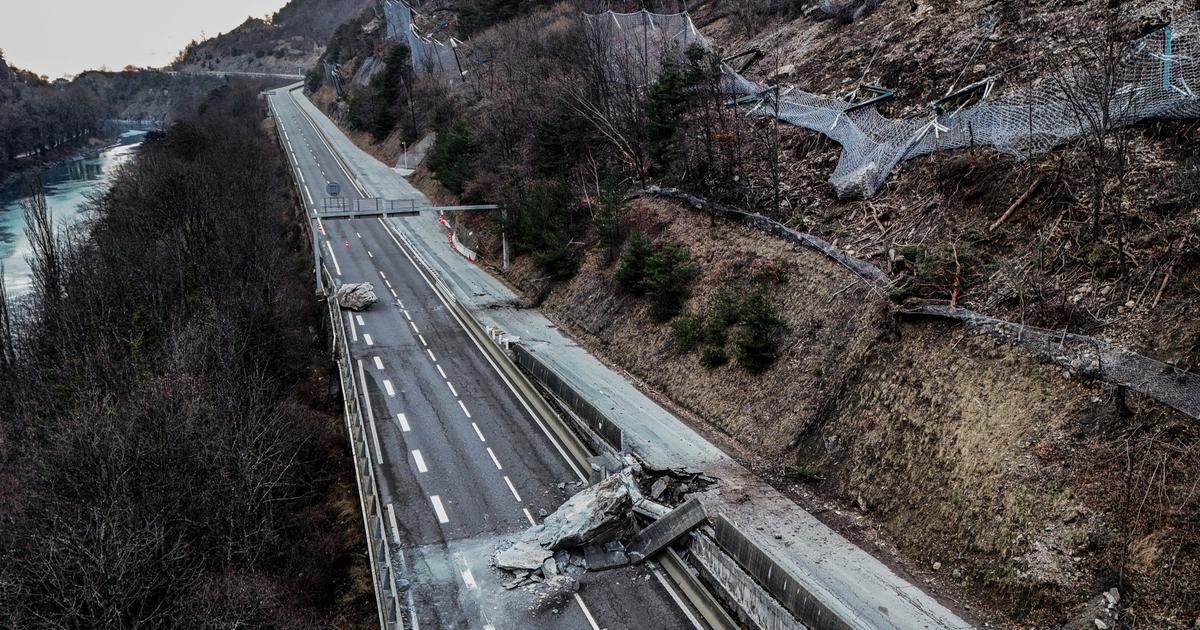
[172,0,375,75]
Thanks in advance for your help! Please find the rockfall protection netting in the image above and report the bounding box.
[584,10,1200,198]
[383,0,461,78]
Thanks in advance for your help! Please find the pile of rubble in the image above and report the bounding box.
[493,467,711,592]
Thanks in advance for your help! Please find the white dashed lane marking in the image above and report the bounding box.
[504,476,522,502]
[430,495,449,524]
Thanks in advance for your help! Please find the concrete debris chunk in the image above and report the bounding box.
[335,282,378,311]
[527,575,579,612]
[537,471,638,550]
[626,497,708,561]
[584,541,630,570]
[495,525,554,571]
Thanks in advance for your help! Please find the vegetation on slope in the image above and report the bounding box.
[0,83,372,628]
[173,0,374,74]
[307,0,1200,625]
[0,50,103,181]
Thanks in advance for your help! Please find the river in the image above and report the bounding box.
[0,130,146,297]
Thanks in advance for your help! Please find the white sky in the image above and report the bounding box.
[0,0,290,78]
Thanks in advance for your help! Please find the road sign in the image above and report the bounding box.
[327,182,341,197]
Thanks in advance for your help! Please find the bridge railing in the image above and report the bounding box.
[323,264,407,630]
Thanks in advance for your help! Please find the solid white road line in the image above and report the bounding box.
[385,503,421,630]
[357,361,383,465]
[383,379,395,397]
[458,400,471,418]
[396,413,410,432]
[486,447,503,470]
[575,594,601,630]
[373,356,384,370]
[523,508,536,526]
[503,476,522,502]
[387,503,401,543]
[436,364,447,379]
[364,333,374,346]
[347,312,358,342]
[447,381,458,397]
[430,495,449,524]
[324,240,342,276]
[427,349,436,362]
[412,449,427,473]
[375,218,588,482]
[652,564,705,630]
[472,423,486,442]
[355,314,365,326]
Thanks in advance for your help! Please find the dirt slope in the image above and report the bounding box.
[490,195,1198,628]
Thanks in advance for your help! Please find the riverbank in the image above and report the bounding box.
[0,133,123,190]
[0,83,373,628]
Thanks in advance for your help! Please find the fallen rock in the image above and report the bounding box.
[336,282,378,311]
[528,575,579,612]
[496,526,554,571]
[537,471,638,550]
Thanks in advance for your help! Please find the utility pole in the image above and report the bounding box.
[501,208,510,272]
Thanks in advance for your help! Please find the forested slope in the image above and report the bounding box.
[0,83,372,628]
[306,1,1200,626]
[172,0,375,75]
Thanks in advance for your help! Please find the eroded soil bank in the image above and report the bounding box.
[455,192,1198,628]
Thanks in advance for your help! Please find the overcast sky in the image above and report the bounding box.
[0,0,289,78]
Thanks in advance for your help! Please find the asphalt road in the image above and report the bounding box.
[267,89,701,629]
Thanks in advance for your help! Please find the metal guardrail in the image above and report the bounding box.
[323,266,408,630]
[272,94,407,628]
[318,197,500,219]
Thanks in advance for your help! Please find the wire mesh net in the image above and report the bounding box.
[383,0,461,78]
[585,9,1200,198]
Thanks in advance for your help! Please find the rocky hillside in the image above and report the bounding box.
[307,0,1200,626]
[172,0,374,75]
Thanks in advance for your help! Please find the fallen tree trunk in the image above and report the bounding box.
[629,186,1200,421]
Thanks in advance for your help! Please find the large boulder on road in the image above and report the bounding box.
[336,282,378,311]
[537,470,638,550]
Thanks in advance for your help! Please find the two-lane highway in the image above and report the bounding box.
[268,87,701,629]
